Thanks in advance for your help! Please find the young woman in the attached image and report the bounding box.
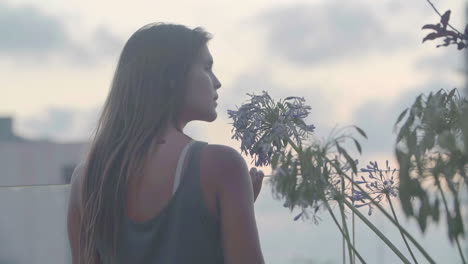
[67,22,266,264]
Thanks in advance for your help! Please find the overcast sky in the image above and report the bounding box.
[1,0,467,263]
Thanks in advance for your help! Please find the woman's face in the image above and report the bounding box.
[183,44,222,123]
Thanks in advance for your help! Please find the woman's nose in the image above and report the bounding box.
[214,76,221,89]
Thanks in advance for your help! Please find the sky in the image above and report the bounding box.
[0,0,467,263]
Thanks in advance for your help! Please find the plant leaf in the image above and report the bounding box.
[431,197,440,222]
[353,125,368,139]
[422,32,444,43]
[353,138,362,155]
[448,88,457,99]
[421,23,441,31]
[294,211,304,221]
[441,10,451,28]
[464,24,468,39]
[417,202,429,233]
[396,120,410,143]
[396,108,408,126]
[339,147,357,174]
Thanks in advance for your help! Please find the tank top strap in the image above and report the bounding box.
[172,140,208,195]
[172,140,198,195]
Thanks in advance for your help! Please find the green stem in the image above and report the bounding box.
[342,198,411,264]
[436,179,467,264]
[387,194,419,264]
[352,173,356,264]
[340,174,354,264]
[455,238,467,264]
[343,225,346,264]
[338,194,355,264]
[286,138,301,155]
[332,162,436,264]
[285,138,434,263]
[322,199,367,264]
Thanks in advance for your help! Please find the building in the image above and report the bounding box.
[0,116,88,264]
[0,116,88,187]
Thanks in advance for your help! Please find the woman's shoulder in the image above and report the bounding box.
[202,144,246,171]
[201,143,250,190]
[68,162,88,212]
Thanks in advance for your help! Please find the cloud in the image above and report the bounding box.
[15,104,208,144]
[92,25,123,58]
[0,2,123,65]
[17,106,101,142]
[351,78,459,155]
[220,67,337,140]
[0,2,69,56]
[383,0,435,17]
[252,1,414,66]
[67,25,124,66]
[414,47,466,76]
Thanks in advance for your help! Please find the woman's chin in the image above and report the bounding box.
[208,111,217,122]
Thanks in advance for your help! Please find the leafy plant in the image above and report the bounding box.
[422,0,468,50]
[226,1,468,263]
[395,88,467,262]
[228,91,434,264]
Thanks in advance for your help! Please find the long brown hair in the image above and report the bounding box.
[78,22,212,264]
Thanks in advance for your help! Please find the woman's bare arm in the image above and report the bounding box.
[67,163,85,264]
[208,145,265,264]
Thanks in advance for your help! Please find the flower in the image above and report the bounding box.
[227,90,315,167]
[350,160,399,215]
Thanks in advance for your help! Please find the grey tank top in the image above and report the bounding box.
[97,140,224,263]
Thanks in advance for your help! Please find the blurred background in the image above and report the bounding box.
[0,0,467,263]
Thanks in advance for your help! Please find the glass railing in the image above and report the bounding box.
[0,184,72,264]
[0,182,466,264]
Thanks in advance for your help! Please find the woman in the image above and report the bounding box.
[67,22,266,264]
